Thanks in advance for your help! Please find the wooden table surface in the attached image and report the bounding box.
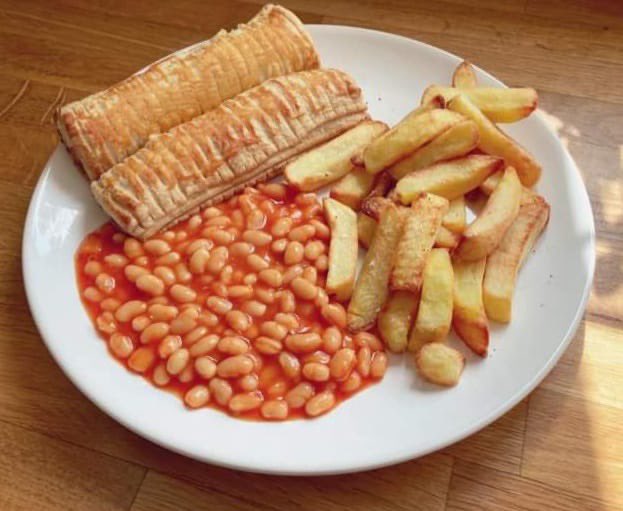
[1,0,621,509]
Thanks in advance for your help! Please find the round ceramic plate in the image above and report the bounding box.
[22,25,595,475]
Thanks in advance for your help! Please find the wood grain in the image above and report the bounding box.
[0,1,621,509]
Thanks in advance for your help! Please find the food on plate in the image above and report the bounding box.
[388,120,480,180]
[330,167,377,209]
[422,86,538,123]
[415,343,465,386]
[435,226,461,249]
[448,94,541,186]
[483,194,550,322]
[443,196,466,234]
[347,202,404,332]
[57,5,319,180]
[92,69,368,239]
[324,198,358,301]
[479,170,502,195]
[454,166,522,260]
[452,258,489,356]
[391,193,448,292]
[285,121,388,191]
[357,212,376,248]
[393,154,503,204]
[452,60,477,88]
[362,108,464,174]
[408,249,454,351]
[378,291,419,353]
[76,185,387,420]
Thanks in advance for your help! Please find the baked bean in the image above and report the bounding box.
[212,281,229,297]
[340,370,362,393]
[206,296,232,316]
[230,241,254,257]
[189,248,210,274]
[321,303,347,328]
[104,254,128,268]
[144,239,171,256]
[186,238,212,255]
[158,335,182,358]
[238,194,256,215]
[354,332,384,352]
[169,313,197,336]
[271,238,288,253]
[315,288,329,308]
[100,298,121,312]
[188,214,203,231]
[254,336,283,355]
[247,253,269,271]
[109,333,133,358]
[131,314,151,332]
[243,273,258,286]
[238,373,259,391]
[156,251,181,266]
[166,348,190,375]
[277,290,296,314]
[148,296,168,305]
[271,217,293,237]
[128,347,155,373]
[255,286,275,305]
[125,264,149,282]
[260,183,287,200]
[194,356,217,379]
[315,254,329,272]
[302,362,330,382]
[228,285,253,299]
[260,199,275,215]
[217,355,254,378]
[329,348,356,380]
[218,336,249,355]
[238,300,265,318]
[242,230,272,247]
[147,304,177,322]
[284,332,322,354]
[206,215,231,227]
[185,385,210,408]
[170,284,197,303]
[305,390,336,417]
[309,219,330,240]
[209,378,233,406]
[115,300,147,322]
[278,351,301,379]
[189,335,219,357]
[231,210,245,229]
[297,302,316,318]
[284,241,304,265]
[153,266,176,286]
[178,364,195,383]
[219,265,234,284]
[225,310,250,332]
[295,193,318,207]
[162,231,175,241]
[84,260,102,276]
[184,326,208,346]
[288,224,315,242]
[291,277,318,301]
[123,238,144,259]
[140,322,169,344]
[245,351,263,372]
[282,265,303,285]
[112,232,126,243]
[304,240,325,261]
[246,209,266,230]
[370,352,388,379]
[274,312,299,331]
[207,246,228,274]
[135,256,150,267]
[266,380,288,398]
[342,335,355,350]
[322,327,342,354]
[175,231,188,243]
[356,347,372,377]
[96,312,116,335]
[211,229,234,245]
[135,274,165,296]
[302,266,318,284]
[83,286,102,302]
[285,382,314,408]
[261,400,288,420]
[229,392,263,413]
[152,363,171,386]
[202,206,221,219]
[258,268,283,288]
[303,203,322,219]
[260,321,288,341]
[174,263,192,284]
[198,311,219,328]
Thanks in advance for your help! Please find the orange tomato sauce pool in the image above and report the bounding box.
[75,183,387,420]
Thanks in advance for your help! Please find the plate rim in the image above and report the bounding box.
[22,23,596,475]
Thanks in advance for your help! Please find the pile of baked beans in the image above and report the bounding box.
[76,184,387,420]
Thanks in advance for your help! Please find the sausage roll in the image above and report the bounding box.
[92,69,368,239]
[57,4,320,180]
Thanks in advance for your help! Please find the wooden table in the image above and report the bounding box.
[1,1,621,509]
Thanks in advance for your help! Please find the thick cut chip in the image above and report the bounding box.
[357,212,377,248]
[452,61,477,88]
[324,199,358,301]
[378,291,419,353]
[453,258,489,356]
[330,167,377,210]
[443,196,466,234]
[435,226,461,249]
[415,343,465,386]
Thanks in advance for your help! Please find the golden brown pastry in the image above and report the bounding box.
[57,4,319,180]
[91,69,368,239]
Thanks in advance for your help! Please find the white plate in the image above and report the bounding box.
[22,25,595,475]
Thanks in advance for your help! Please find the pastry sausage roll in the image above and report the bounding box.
[92,69,368,239]
[57,4,320,180]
